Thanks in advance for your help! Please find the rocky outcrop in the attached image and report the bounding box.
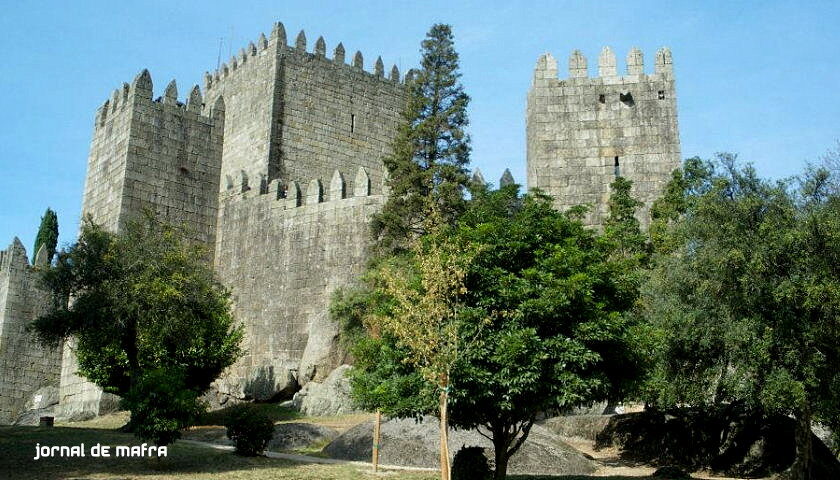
[596,407,840,479]
[324,416,597,475]
[539,414,612,441]
[291,365,360,417]
[269,422,339,451]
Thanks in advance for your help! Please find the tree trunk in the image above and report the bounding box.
[790,404,813,480]
[491,425,511,480]
[439,389,450,480]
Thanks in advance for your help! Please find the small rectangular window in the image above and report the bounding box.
[614,156,620,177]
[350,114,356,133]
[658,90,665,100]
[598,94,606,104]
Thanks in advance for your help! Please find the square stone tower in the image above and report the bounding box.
[526,47,681,227]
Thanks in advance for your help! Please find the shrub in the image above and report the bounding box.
[452,445,492,480]
[224,404,275,456]
[121,368,205,447]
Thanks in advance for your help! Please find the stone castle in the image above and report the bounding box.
[0,20,680,423]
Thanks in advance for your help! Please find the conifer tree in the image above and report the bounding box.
[372,24,471,253]
[32,207,58,264]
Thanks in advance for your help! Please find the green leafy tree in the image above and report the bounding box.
[372,23,471,253]
[642,154,840,479]
[340,185,647,479]
[449,186,646,479]
[32,215,243,437]
[32,207,58,264]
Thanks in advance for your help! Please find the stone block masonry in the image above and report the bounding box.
[213,168,384,401]
[56,20,409,417]
[527,47,681,228]
[0,19,685,421]
[0,240,61,424]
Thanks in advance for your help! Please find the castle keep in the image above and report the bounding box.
[59,22,409,418]
[0,20,681,423]
[527,47,680,227]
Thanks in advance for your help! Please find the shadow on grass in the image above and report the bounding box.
[1,425,660,480]
[0,425,337,480]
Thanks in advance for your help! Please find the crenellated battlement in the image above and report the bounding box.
[221,166,381,213]
[204,21,409,95]
[533,46,673,87]
[94,69,221,131]
[527,45,680,229]
[0,238,29,274]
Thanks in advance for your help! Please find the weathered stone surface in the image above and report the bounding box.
[526,47,681,228]
[324,416,597,475]
[292,365,359,417]
[269,422,338,451]
[0,240,61,425]
[539,415,612,441]
[50,22,407,418]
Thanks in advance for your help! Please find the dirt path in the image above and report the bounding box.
[562,437,765,480]
[181,439,437,473]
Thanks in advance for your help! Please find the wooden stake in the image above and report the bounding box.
[373,409,381,472]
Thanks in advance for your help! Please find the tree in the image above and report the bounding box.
[341,185,647,480]
[32,207,58,264]
[32,215,243,441]
[363,210,478,480]
[372,23,471,253]
[641,155,840,479]
[448,186,646,479]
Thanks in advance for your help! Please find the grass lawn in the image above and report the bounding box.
[0,424,671,480]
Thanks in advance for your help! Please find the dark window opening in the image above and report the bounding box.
[350,114,356,133]
[614,156,620,177]
[179,166,190,176]
[598,94,606,104]
[658,90,665,100]
[619,92,635,107]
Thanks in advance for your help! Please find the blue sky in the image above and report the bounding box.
[1,0,838,255]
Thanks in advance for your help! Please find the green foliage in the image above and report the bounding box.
[450,186,646,478]
[602,176,647,258]
[331,271,438,419]
[32,207,58,264]
[642,154,840,478]
[224,404,276,456]
[339,184,648,479]
[451,446,492,480]
[121,368,205,447]
[372,23,471,253]
[31,214,243,438]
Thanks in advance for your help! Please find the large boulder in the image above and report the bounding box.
[292,365,360,417]
[539,415,612,441]
[596,406,840,479]
[14,386,60,425]
[324,416,597,475]
[269,422,339,451]
[297,311,348,386]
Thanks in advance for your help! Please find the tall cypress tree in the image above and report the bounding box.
[32,207,58,264]
[372,24,471,253]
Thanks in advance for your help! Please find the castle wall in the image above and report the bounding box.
[80,85,133,231]
[203,31,280,193]
[61,70,225,420]
[0,240,61,424]
[212,169,384,400]
[203,23,407,199]
[276,34,406,197]
[527,47,680,227]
